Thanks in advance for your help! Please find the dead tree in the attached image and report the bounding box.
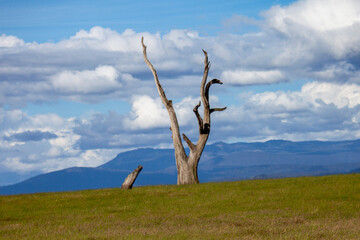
[121,165,143,189]
[141,37,226,185]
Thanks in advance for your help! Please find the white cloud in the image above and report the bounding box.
[30,113,66,130]
[301,81,360,108]
[0,109,27,131]
[248,81,360,111]
[206,80,360,143]
[222,69,287,85]
[263,0,360,59]
[0,109,115,180]
[124,95,169,129]
[173,96,200,126]
[264,0,360,33]
[1,1,360,106]
[244,81,360,139]
[124,95,200,130]
[2,157,35,172]
[247,91,309,113]
[0,28,207,106]
[61,27,144,53]
[0,34,25,48]
[1,80,360,184]
[50,65,120,94]
[163,29,201,50]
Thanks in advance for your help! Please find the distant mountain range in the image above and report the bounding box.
[1,139,360,195]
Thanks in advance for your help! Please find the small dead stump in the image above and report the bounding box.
[121,165,143,190]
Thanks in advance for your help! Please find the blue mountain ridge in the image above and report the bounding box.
[1,139,360,195]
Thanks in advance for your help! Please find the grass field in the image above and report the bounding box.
[1,174,360,239]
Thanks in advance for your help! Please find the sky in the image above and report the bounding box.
[1,0,360,186]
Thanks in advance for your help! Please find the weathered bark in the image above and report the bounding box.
[121,165,143,190]
[141,37,226,185]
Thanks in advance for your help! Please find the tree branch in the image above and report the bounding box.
[210,107,227,114]
[193,101,203,131]
[205,79,223,101]
[142,37,187,164]
[141,37,172,107]
[182,133,196,152]
[200,50,210,108]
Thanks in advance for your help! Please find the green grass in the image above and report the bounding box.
[1,174,360,239]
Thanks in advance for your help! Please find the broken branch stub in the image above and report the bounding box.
[121,165,143,190]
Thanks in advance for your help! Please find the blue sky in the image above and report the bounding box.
[1,0,360,186]
[1,0,295,42]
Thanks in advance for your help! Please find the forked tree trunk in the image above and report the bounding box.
[141,37,226,185]
[121,165,143,189]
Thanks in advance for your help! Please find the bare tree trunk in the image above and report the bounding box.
[121,165,143,189]
[141,37,226,185]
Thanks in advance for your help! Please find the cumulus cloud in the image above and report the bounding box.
[222,69,287,85]
[71,94,210,151]
[0,27,207,107]
[124,95,169,129]
[262,0,360,60]
[264,0,360,33]
[61,27,145,53]
[1,0,360,107]
[0,34,25,47]
[245,81,360,111]
[300,82,360,108]
[216,81,360,142]
[0,109,120,184]
[50,65,120,94]
[1,80,360,185]
[0,108,28,131]
[124,95,200,130]
[73,110,173,150]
